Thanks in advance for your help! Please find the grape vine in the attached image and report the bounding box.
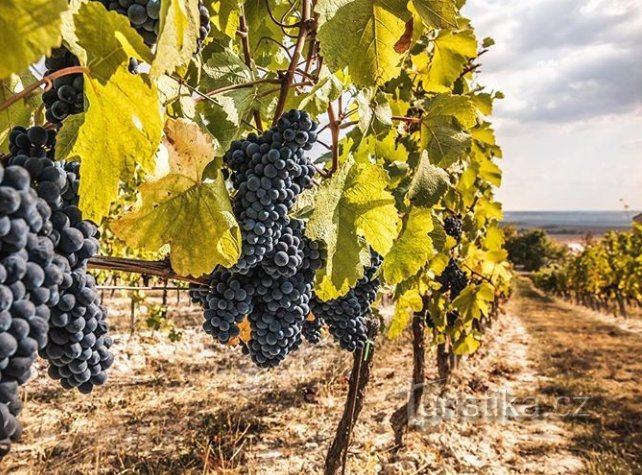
[0,0,513,470]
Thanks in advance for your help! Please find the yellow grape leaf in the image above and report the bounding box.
[211,0,240,39]
[316,0,411,86]
[151,0,200,78]
[354,129,408,164]
[382,208,434,285]
[112,119,241,277]
[0,0,68,78]
[472,125,496,146]
[411,0,458,28]
[387,288,423,339]
[483,222,504,251]
[70,2,153,83]
[423,29,477,92]
[60,66,163,222]
[452,282,495,322]
[452,332,480,355]
[307,159,399,300]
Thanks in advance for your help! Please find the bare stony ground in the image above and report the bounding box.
[1,278,640,474]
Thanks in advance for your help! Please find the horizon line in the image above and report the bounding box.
[503,209,641,213]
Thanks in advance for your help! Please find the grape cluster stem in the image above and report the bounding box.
[272,0,313,126]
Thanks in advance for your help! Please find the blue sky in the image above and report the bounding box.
[463,0,642,211]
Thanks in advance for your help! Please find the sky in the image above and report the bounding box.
[462,0,642,211]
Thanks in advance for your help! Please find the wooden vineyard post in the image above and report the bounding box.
[324,318,379,475]
[390,314,426,448]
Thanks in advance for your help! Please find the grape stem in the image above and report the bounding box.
[457,48,489,81]
[273,0,314,125]
[196,78,283,101]
[265,0,302,29]
[238,9,264,132]
[327,102,340,176]
[391,115,421,123]
[96,285,188,291]
[462,263,495,286]
[0,66,89,112]
[87,256,209,285]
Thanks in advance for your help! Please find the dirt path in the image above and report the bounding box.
[512,278,642,474]
[2,283,641,474]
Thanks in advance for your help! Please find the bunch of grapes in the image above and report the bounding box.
[444,214,463,240]
[43,269,113,393]
[0,163,69,454]
[309,251,382,352]
[353,251,382,309]
[224,110,317,273]
[243,262,312,367]
[302,316,323,344]
[42,48,84,124]
[95,0,211,49]
[8,128,99,270]
[7,127,114,393]
[190,111,326,367]
[190,269,253,344]
[437,259,468,298]
[193,219,323,367]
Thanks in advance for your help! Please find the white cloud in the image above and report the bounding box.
[466,0,642,123]
[463,0,642,210]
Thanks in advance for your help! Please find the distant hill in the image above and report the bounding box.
[502,210,640,235]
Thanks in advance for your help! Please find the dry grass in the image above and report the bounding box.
[1,282,639,474]
[512,278,642,475]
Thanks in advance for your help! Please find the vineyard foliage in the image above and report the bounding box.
[533,226,642,316]
[0,0,511,360]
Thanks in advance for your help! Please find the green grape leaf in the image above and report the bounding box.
[421,94,477,165]
[452,282,495,322]
[0,73,40,152]
[112,119,240,277]
[151,0,200,78]
[357,89,393,138]
[387,288,423,339]
[243,0,291,69]
[354,130,408,164]
[482,36,495,48]
[423,29,477,92]
[60,66,163,222]
[408,151,450,207]
[452,332,480,355]
[307,159,400,300]
[0,0,68,78]
[382,208,434,284]
[411,0,458,28]
[202,49,252,89]
[70,2,153,83]
[425,93,477,129]
[316,0,411,86]
[197,99,243,153]
[217,84,276,129]
[285,66,344,116]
